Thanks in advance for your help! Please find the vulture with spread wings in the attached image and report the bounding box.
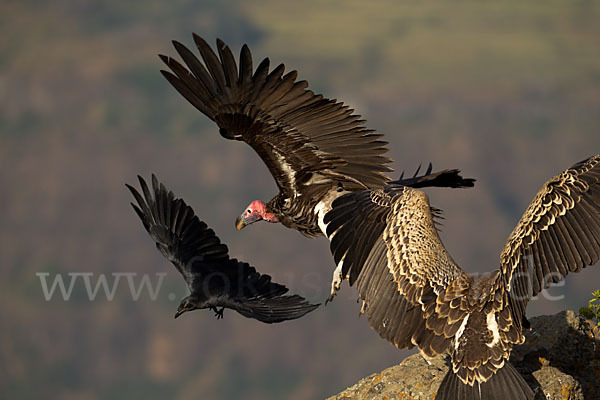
[159,35,474,296]
[324,154,600,400]
[127,175,319,323]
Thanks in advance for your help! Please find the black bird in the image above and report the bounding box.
[324,154,600,399]
[127,175,319,323]
[159,35,474,297]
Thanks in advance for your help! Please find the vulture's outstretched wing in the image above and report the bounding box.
[324,183,531,397]
[160,35,392,195]
[500,154,600,326]
[441,153,600,398]
[127,175,319,323]
[324,185,465,354]
[324,155,600,400]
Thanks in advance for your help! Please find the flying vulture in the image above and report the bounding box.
[159,35,474,296]
[127,175,319,323]
[324,154,600,399]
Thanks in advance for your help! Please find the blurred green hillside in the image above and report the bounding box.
[2,1,600,399]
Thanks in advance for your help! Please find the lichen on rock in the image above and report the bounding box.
[327,310,600,400]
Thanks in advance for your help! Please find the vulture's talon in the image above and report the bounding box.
[325,293,336,305]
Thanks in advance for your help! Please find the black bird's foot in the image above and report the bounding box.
[210,306,224,319]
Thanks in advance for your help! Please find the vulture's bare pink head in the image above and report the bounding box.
[235,200,279,231]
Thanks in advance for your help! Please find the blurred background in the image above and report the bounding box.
[2,0,600,399]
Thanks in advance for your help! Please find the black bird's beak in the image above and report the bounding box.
[174,309,183,319]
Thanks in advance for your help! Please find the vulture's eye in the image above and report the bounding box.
[246,209,252,215]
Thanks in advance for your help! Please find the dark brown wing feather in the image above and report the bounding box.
[325,185,525,388]
[325,185,462,293]
[439,154,600,390]
[325,156,600,394]
[160,35,392,196]
[439,154,600,391]
[423,154,600,390]
[325,185,464,354]
[500,154,600,326]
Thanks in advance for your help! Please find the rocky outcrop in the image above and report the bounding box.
[327,310,600,400]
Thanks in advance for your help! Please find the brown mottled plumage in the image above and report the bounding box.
[325,154,600,400]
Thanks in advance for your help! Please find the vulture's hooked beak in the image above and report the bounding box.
[235,212,261,231]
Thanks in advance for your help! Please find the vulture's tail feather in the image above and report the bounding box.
[394,167,475,189]
[436,362,533,400]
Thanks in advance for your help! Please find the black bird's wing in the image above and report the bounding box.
[127,175,229,287]
[160,35,392,196]
[127,175,319,323]
[500,154,600,325]
[215,260,320,323]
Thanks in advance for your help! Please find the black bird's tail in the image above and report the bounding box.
[394,163,476,189]
[436,362,533,400]
[237,295,319,324]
